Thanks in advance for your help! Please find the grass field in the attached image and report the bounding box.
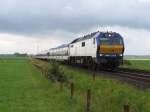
[121,60,150,71]
[0,58,79,112]
[0,58,150,112]
[124,56,150,61]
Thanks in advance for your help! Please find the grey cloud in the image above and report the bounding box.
[0,0,150,36]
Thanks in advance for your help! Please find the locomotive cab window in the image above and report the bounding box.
[81,42,85,47]
[99,37,123,45]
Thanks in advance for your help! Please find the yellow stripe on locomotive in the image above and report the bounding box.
[100,45,124,54]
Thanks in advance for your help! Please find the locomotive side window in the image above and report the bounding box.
[82,42,85,47]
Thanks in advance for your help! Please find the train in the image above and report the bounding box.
[35,31,125,68]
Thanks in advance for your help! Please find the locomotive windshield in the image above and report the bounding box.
[100,37,123,45]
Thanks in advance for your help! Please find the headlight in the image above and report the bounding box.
[119,54,123,56]
[100,54,103,56]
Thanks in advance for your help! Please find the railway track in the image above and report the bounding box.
[99,68,150,89]
[67,64,150,89]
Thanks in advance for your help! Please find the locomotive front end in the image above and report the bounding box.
[96,32,124,67]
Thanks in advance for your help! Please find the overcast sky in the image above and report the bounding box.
[0,0,150,55]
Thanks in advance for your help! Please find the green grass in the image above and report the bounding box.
[31,59,150,112]
[61,65,150,112]
[124,56,150,60]
[0,58,150,112]
[120,60,150,71]
[0,58,83,112]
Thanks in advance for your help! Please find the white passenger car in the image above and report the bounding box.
[36,44,69,61]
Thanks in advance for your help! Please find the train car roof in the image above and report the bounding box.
[56,44,69,48]
[49,44,69,50]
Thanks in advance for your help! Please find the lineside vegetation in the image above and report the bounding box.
[30,59,150,112]
[121,60,150,71]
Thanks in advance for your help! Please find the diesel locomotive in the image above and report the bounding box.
[35,31,125,68]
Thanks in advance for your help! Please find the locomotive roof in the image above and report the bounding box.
[70,31,121,44]
[70,31,99,44]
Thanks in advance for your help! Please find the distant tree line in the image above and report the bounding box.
[14,52,28,57]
